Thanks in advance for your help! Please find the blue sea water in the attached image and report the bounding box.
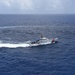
[0,14,75,75]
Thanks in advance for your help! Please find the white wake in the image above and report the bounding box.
[0,43,30,48]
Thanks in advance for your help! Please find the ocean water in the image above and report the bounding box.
[0,14,75,75]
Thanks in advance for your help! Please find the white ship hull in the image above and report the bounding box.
[29,37,58,47]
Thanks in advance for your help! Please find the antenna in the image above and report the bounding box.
[40,34,43,38]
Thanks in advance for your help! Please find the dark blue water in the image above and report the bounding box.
[0,14,75,75]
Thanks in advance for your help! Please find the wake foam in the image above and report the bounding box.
[0,42,30,48]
